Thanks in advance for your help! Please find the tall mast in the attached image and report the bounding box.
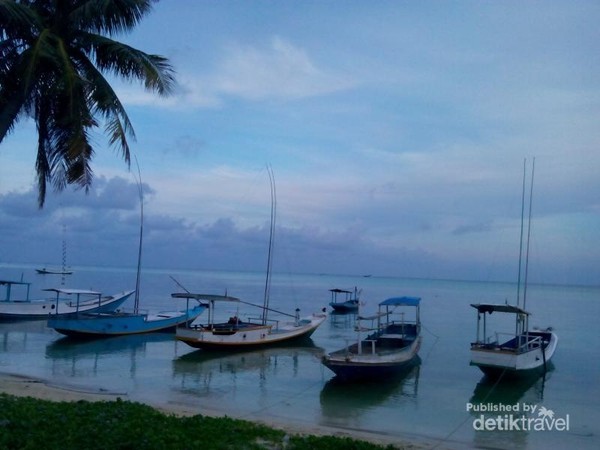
[262,166,276,325]
[516,159,527,308]
[134,158,144,314]
[522,157,535,311]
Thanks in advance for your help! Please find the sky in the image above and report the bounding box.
[0,1,599,286]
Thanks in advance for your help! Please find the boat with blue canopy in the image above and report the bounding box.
[322,296,422,381]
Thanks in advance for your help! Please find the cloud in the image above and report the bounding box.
[117,37,356,109]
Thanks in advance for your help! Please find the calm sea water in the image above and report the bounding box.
[0,263,598,449]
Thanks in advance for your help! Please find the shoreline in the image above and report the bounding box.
[0,371,451,449]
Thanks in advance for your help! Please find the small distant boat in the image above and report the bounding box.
[470,159,558,378]
[0,281,133,320]
[175,167,327,350]
[329,287,360,313]
[37,224,73,276]
[322,296,422,381]
[36,267,73,275]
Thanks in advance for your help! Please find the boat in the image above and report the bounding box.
[329,287,360,313]
[174,167,327,350]
[322,296,422,381]
[46,162,207,338]
[470,158,558,378]
[0,280,134,319]
[46,295,207,337]
[35,267,73,275]
[37,224,73,276]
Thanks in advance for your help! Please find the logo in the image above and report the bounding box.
[466,402,570,432]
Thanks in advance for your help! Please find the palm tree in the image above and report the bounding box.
[0,0,175,207]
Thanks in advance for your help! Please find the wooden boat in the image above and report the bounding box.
[46,162,207,338]
[47,295,207,337]
[0,280,133,319]
[469,304,557,378]
[175,167,327,350]
[35,267,73,275]
[470,158,558,378]
[329,287,360,313]
[322,296,422,381]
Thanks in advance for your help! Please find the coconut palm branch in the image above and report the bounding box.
[0,0,175,206]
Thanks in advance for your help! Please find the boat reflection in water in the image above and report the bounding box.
[328,310,357,329]
[170,343,325,416]
[320,356,421,428]
[468,368,554,450]
[45,333,176,378]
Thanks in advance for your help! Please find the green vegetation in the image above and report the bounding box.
[0,394,403,449]
[0,0,174,207]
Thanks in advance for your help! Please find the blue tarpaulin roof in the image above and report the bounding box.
[379,296,421,307]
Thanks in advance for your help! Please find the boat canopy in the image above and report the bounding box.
[379,296,421,307]
[329,288,352,294]
[171,293,240,302]
[0,280,31,286]
[470,303,530,315]
[43,288,101,295]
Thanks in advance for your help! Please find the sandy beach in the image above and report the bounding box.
[0,371,436,449]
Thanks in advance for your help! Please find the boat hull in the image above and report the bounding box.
[176,313,327,350]
[0,290,134,320]
[323,335,422,381]
[329,300,358,313]
[48,305,206,338]
[470,331,558,378]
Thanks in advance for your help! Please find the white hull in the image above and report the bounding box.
[177,313,327,349]
[0,290,134,319]
[323,335,421,380]
[471,331,558,377]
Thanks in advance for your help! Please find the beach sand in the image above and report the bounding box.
[0,371,440,449]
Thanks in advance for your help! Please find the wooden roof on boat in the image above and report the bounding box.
[43,288,101,295]
[470,303,530,315]
[171,293,240,302]
[0,279,31,286]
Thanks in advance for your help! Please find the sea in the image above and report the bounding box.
[0,263,598,450]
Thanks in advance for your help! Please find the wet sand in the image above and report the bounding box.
[0,371,433,449]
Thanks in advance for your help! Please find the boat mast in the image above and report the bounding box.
[262,166,276,325]
[133,158,144,314]
[516,159,527,308]
[522,157,535,311]
[61,223,67,286]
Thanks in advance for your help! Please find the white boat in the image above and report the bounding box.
[175,293,326,349]
[470,158,558,378]
[47,162,207,338]
[322,296,422,381]
[0,280,133,319]
[175,167,327,350]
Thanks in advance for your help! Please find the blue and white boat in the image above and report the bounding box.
[329,287,360,313]
[322,296,422,381]
[47,294,207,337]
[46,164,208,338]
[0,280,133,320]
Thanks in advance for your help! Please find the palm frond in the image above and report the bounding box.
[81,32,175,95]
[70,0,156,35]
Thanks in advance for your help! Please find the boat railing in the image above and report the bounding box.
[108,306,149,316]
[227,315,279,328]
[480,332,544,353]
